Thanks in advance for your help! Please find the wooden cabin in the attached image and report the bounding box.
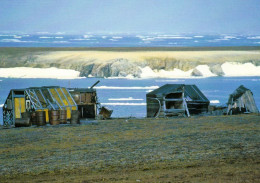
[227,85,258,115]
[2,86,77,127]
[68,80,100,119]
[69,88,98,119]
[146,84,209,118]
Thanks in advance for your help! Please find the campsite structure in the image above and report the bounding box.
[2,86,77,127]
[227,85,258,115]
[146,84,209,118]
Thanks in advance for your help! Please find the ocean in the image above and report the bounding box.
[0,33,260,47]
[1,77,260,125]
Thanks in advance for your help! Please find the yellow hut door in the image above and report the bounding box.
[14,97,25,118]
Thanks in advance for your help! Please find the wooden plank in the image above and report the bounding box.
[163,99,183,101]
[164,109,185,113]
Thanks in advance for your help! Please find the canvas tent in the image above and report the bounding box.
[146,84,209,117]
[227,85,258,114]
[2,86,77,126]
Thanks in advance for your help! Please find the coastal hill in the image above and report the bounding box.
[0,47,260,78]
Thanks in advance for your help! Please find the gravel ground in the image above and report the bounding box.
[0,115,259,182]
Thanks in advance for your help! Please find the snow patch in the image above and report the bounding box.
[140,66,193,78]
[222,62,260,76]
[0,67,81,79]
[195,65,216,77]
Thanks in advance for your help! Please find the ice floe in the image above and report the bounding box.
[101,103,146,106]
[108,97,144,101]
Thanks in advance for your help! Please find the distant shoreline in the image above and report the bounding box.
[0,46,260,78]
[1,46,260,52]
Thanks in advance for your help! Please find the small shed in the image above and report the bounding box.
[227,85,258,114]
[68,80,100,119]
[2,86,77,126]
[69,87,98,119]
[146,84,209,117]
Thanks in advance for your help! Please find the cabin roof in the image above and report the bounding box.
[228,85,252,104]
[147,84,209,102]
[5,86,77,110]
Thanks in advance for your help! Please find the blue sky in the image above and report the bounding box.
[0,0,260,34]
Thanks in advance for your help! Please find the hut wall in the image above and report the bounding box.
[146,97,161,118]
[234,90,259,113]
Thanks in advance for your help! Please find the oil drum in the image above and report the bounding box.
[36,111,46,126]
[59,110,67,124]
[31,111,37,125]
[70,110,80,124]
[49,110,60,125]
[15,118,31,127]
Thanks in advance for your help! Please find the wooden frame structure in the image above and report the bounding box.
[227,85,258,115]
[146,84,209,118]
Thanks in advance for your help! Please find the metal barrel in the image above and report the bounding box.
[31,112,37,125]
[36,111,46,126]
[59,110,67,124]
[49,110,60,125]
[15,118,31,127]
[70,110,80,124]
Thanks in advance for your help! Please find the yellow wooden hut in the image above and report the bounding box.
[2,86,77,127]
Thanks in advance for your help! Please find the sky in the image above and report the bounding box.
[0,0,260,35]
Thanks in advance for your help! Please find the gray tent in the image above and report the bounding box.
[227,85,258,114]
[146,84,209,117]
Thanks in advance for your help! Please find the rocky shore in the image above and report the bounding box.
[0,47,260,78]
